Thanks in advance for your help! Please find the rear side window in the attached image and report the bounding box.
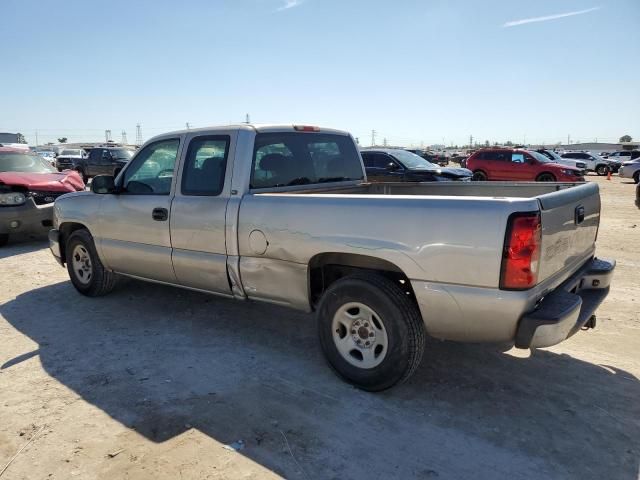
[478,151,509,161]
[251,133,363,189]
[182,135,230,196]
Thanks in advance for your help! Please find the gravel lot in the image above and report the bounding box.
[0,175,638,480]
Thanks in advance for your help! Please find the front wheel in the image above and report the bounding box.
[317,273,425,391]
[537,173,556,182]
[595,165,608,176]
[472,170,488,181]
[66,229,117,296]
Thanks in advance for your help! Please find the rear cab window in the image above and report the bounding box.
[250,132,363,189]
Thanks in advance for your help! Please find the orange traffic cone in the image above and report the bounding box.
[607,170,612,181]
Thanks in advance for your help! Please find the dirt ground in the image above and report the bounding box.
[0,175,638,480]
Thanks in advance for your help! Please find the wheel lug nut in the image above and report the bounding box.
[365,341,370,346]
[369,332,374,337]
[351,330,356,334]
[364,323,369,327]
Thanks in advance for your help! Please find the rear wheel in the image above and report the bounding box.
[0,234,8,247]
[536,173,556,182]
[634,171,640,184]
[595,164,608,176]
[472,170,488,181]
[66,229,116,296]
[317,273,425,391]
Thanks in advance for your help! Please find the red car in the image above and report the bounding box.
[0,147,85,246]
[466,148,584,182]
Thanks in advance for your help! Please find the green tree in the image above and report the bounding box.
[505,140,513,146]
[16,132,27,144]
[619,135,632,143]
[57,137,68,143]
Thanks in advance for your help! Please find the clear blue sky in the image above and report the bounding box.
[1,0,638,146]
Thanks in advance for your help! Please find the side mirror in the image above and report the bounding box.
[91,175,116,194]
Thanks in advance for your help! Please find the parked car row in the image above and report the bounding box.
[361,149,472,182]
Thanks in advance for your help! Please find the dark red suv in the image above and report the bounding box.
[466,148,584,182]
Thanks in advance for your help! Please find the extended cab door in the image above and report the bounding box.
[98,137,182,282]
[169,132,234,295]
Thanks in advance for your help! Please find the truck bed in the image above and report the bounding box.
[278,181,581,198]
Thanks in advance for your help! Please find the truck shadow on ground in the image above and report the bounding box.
[1,280,638,480]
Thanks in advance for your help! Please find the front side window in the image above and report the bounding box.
[122,138,180,195]
[251,133,363,189]
[182,136,230,196]
[512,153,525,163]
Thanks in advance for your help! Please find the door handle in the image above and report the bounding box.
[152,207,168,221]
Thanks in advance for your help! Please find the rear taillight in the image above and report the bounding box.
[500,212,541,290]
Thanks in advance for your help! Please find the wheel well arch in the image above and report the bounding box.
[308,252,417,309]
[472,169,488,178]
[58,222,89,264]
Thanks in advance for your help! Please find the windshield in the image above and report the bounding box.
[110,149,135,160]
[0,152,57,173]
[391,150,438,169]
[528,151,552,163]
[540,150,563,162]
[61,149,82,156]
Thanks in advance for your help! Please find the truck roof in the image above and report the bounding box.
[160,124,351,137]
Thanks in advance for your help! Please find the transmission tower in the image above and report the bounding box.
[105,130,112,142]
[371,130,376,146]
[121,130,128,144]
[136,124,143,146]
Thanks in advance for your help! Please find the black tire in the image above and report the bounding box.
[595,164,608,176]
[472,170,488,181]
[317,273,426,391]
[65,229,116,296]
[634,171,640,184]
[0,234,8,247]
[536,173,556,182]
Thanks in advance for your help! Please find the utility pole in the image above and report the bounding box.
[567,134,570,145]
[245,113,250,124]
[383,137,387,147]
[469,134,473,148]
[35,130,38,147]
[136,124,143,146]
[371,130,377,147]
[121,130,128,144]
[105,130,112,142]
[185,122,191,130]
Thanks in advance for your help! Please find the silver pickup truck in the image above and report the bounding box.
[49,124,615,391]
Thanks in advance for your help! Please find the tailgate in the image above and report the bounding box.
[537,182,600,283]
